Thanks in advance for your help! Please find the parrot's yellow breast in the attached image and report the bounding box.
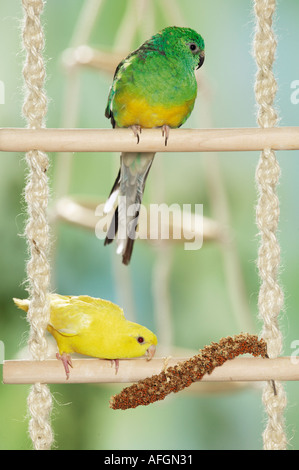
[113,91,195,128]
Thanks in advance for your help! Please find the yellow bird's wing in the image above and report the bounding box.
[74,295,125,318]
[14,293,126,338]
[49,295,94,337]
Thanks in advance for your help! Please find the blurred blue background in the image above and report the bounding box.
[0,0,298,450]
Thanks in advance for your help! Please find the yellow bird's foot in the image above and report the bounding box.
[161,125,170,146]
[110,359,120,375]
[56,352,73,380]
[130,125,142,144]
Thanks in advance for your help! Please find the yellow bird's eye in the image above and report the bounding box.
[137,336,145,344]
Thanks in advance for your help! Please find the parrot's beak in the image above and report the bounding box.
[146,344,156,361]
[197,51,205,69]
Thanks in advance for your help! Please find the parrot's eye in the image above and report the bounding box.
[188,43,198,52]
[137,336,145,344]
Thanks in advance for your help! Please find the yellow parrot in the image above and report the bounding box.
[14,294,157,379]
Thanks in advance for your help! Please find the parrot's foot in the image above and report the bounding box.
[56,352,73,380]
[162,125,170,146]
[130,125,142,144]
[110,359,120,375]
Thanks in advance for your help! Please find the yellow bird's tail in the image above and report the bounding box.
[13,298,29,312]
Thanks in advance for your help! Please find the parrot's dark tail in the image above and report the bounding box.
[122,232,135,266]
[104,203,137,266]
[104,207,118,246]
[104,152,155,265]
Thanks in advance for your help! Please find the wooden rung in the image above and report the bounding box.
[62,46,124,75]
[0,127,299,153]
[2,356,299,385]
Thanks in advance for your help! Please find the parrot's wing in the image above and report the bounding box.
[105,50,137,128]
[51,326,78,337]
[74,295,125,316]
[50,295,125,336]
[105,86,116,127]
[105,60,123,127]
[49,298,93,336]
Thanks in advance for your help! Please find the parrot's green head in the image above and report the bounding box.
[153,26,205,70]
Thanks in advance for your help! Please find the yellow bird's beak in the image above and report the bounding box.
[146,344,156,361]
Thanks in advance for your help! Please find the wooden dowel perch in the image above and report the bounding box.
[3,356,299,385]
[4,333,299,411]
[62,46,124,75]
[1,127,299,153]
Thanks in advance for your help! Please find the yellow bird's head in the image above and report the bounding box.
[114,320,158,360]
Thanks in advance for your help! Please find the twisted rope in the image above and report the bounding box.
[253,0,287,450]
[22,0,53,450]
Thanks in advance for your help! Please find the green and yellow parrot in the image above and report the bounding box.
[104,26,205,265]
